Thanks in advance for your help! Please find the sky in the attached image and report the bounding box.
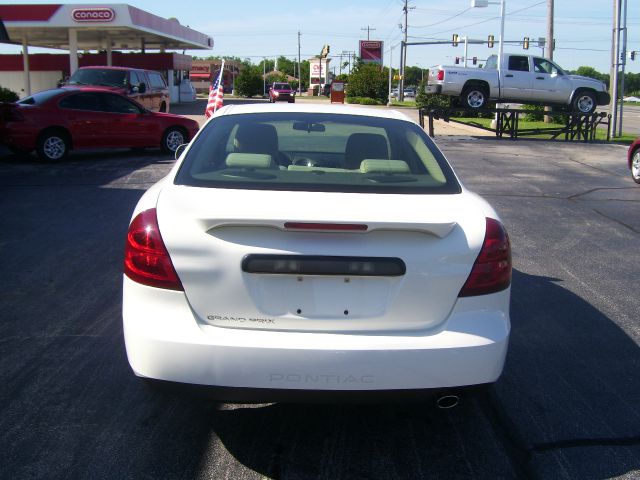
[1,0,638,74]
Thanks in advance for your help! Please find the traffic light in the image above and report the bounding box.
[631,51,636,61]
[488,34,494,48]
[320,45,330,58]
[523,37,529,50]
[452,34,459,47]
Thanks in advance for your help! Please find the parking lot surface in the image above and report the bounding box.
[1,112,639,479]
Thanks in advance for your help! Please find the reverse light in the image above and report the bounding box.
[459,218,511,297]
[124,209,183,291]
[437,69,445,81]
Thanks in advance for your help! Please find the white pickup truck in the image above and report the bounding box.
[426,53,610,113]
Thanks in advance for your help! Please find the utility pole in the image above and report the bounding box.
[618,0,627,137]
[610,0,621,137]
[361,26,376,41]
[544,0,554,123]
[297,30,302,95]
[399,0,414,101]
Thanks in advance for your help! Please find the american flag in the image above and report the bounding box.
[205,60,225,118]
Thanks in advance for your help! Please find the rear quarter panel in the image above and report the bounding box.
[439,67,498,97]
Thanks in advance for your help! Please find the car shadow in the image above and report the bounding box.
[202,269,640,479]
[0,146,175,188]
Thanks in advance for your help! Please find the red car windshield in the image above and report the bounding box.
[69,69,128,88]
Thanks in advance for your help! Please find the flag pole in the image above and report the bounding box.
[214,60,225,114]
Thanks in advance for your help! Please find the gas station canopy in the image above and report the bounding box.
[0,4,213,51]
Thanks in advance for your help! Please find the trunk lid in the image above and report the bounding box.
[157,186,485,333]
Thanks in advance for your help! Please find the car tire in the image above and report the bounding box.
[161,127,186,154]
[572,90,597,114]
[631,149,640,184]
[36,129,70,162]
[289,99,295,103]
[461,86,488,109]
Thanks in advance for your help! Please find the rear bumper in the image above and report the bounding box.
[123,276,510,393]
[0,124,36,150]
[425,84,442,95]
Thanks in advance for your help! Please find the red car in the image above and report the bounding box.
[628,137,640,184]
[0,87,199,162]
[268,82,295,103]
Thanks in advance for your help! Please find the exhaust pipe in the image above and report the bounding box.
[436,394,460,409]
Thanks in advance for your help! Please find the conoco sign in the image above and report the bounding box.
[72,8,116,22]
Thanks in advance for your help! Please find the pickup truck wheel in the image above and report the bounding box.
[572,91,597,114]
[462,86,488,109]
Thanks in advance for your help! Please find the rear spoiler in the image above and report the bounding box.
[206,220,457,239]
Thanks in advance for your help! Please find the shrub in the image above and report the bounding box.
[521,104,564,123]
[0,86,19,103]
[233,67,263,98]
[346,63,387,102]
[415,86,451,110]
[346,97,383,105]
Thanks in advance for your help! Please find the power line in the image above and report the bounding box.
[411,8,471,29]
[427,0,545,36]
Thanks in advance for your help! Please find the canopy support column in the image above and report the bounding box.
[22,37,31,97]
[106,37,112,66]
[68,28,78,75]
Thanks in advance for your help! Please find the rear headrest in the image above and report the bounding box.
[234,123,279,154]
[344,133,389,169]
[225,153,275,169]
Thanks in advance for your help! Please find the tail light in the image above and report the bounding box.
[437,70,445,81]
[124,209,183,291]
[459,218,511,297]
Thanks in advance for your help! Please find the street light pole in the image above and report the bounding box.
[471,0,505,127]
[387,44,396,106]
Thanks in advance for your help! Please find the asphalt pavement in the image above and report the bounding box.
[0,104,639,479]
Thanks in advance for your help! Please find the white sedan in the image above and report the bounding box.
[123,104,511,403]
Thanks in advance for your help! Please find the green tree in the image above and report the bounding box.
[234,66,263,98]
[346,63,387,101]
[403,66,424,86]
[299,60,310,91]
[625,72,640,95]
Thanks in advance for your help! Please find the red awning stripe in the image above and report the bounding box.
[0,5,62,22]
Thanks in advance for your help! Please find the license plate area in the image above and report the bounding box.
[242,254,406,277]
[243,273,400,319]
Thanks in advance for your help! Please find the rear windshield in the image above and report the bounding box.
[175,112,460,194]
[17,89,64,105]
[69,69,128,88]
